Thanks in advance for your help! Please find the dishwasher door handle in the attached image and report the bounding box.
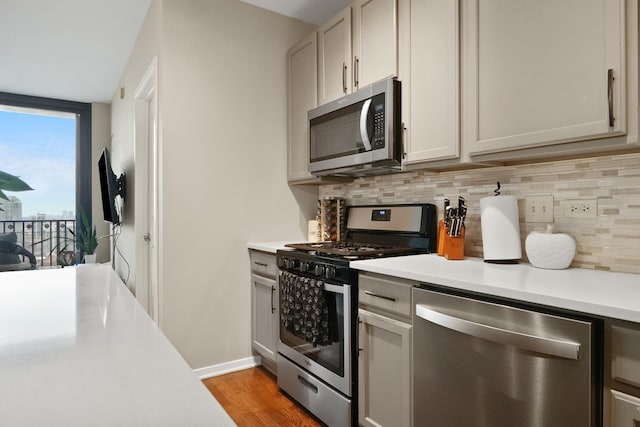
[415,304,581,360]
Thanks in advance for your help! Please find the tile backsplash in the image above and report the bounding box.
[319,152,640,274]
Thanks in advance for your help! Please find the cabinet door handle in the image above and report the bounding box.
[271,286,276,314]
[357,316,363,356]
[402,122,407,159]
[364,290,396,302]
[354,56,359,89]
[253,262,268,268]
[608,68,615,128]
[342,62,347,94]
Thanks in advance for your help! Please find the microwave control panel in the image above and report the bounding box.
[371,94,386,149]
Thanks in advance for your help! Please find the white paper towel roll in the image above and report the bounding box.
[480,195,522,262]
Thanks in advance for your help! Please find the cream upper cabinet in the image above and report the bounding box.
[287,33,318,183]
[463,0,626,156]
[318,8,352,105]
[318,0,398,105]
[352,0,398,90]
[401,0,460,165]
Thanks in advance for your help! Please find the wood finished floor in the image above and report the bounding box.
[203,367,323,427]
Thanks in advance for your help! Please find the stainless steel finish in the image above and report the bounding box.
[354,56,359,89]
[363,290,396,302]
[308,77,400,176]
[270,285,275,314]
[278,283,352,396]
[277,355,352,427]
[608,68,615,127]
[342,62,347,94]
[359,98,372,151]
[413,287,596,427]
[346,204,424,232]
[416,304,581,360]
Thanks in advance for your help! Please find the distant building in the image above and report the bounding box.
[0,196,22,221]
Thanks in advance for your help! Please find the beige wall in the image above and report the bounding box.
[90,102,111,263]
[160,0,315,369]
[111,0,316,369]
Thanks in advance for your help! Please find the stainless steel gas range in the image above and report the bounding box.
[276,203,437,426]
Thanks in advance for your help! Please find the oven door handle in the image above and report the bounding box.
[323,283,346,294]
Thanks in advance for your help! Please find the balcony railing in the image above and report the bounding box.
[1,219,77,267]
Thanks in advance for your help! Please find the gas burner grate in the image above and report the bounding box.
[286,241,420,259]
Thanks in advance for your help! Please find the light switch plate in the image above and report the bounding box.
[525,195,554,222]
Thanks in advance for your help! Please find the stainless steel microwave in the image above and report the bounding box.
[308,78,401,177]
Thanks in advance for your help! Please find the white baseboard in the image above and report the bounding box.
[194,355,261,380]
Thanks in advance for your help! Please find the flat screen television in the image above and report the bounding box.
[98,147,126,225]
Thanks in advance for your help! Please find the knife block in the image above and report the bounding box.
[437,220,446,256]
[437,220,465,260]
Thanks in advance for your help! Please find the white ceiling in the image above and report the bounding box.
[0,0,347,104]
[0,0,153,103]
[240,0,351,26]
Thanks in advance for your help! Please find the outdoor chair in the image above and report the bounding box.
[0,240,37,272]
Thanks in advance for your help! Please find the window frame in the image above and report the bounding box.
[0,91,92,225]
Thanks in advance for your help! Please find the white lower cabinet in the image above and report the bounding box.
[358,309,412,427]
[249,250,278,370]
[610,321,640,427]
[358,272,415,427]
[610,390,640,427]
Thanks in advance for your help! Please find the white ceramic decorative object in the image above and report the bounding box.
[84,254,97,264]
[525,225,576,269]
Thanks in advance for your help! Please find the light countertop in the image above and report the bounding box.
[0,265,235,426]
[247,241,300,254]
[350,254,640,323]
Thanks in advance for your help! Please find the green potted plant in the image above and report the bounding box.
[71,208,98,263]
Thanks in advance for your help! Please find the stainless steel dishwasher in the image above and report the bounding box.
[413,286,602,427]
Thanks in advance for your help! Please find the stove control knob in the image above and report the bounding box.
[299,261,310,272]
[286,259,298,269]
[325,267,336,280]
[314,265,325,276]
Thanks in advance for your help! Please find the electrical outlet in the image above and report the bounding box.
[525,195,554,222]
[563,199,597,218]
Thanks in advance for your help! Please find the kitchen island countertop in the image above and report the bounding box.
[350,254,640,323]
[0,265,235,427]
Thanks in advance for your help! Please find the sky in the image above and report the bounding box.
[0,109,75,218]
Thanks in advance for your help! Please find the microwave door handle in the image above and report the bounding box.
[359,99,373,151]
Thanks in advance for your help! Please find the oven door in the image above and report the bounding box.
[278,278,352,397]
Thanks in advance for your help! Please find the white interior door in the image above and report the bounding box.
[134,57,160,325]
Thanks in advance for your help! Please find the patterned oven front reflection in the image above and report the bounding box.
[276,251,358,425]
